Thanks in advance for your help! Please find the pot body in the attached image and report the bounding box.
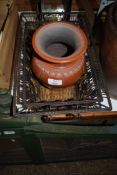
[101,3,117,98]
[32,22,88,88]
[32,56,85,88]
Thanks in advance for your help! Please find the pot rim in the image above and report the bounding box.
[32,21,88,64]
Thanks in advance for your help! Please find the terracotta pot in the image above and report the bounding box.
[101,3,117,98]
[32,21,88,88]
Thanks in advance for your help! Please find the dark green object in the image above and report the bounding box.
[0,89,9,95]
[0,117,117,164]
[0,89,11,115]
[0,94,11,107]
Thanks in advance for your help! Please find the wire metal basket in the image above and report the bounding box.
[13,11,112,117]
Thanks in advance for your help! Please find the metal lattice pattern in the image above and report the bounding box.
[13,11,112,117]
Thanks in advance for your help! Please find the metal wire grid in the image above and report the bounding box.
[13,11,112,117]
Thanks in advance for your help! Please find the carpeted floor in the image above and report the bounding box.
[0,159,117,175]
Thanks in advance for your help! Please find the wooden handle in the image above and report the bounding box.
[79,111,117,119]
